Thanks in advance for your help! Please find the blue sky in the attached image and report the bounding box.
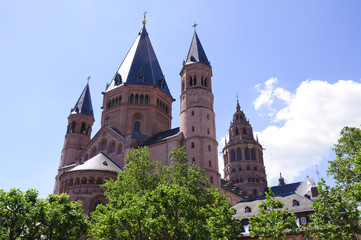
[1,1,361,198]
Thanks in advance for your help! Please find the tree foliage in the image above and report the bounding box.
[309,126,361,239]
[90,146,242,240]
[0,189,88,240]
[248,188,298,240]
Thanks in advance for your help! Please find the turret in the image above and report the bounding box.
[223,100,267,197]
[179,29,220,188]
[54,82,94,193]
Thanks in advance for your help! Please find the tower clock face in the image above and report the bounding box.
[247,143,253,149]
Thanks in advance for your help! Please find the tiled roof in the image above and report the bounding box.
[106,24,172,98]
[141,127,180,146]
[184,31,210,67]
[69,152,123,172]
[71,82,94,119]
[221,179,247,198]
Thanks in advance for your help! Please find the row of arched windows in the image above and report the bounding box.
[229,148,257,162]
[156,98,169,114]
[67,121,91,137]
[60,176,110,194]
[87,140,123,159]
[190,142,212,152]
[130,94,149,104]
[189,76,208,87]
[107,95,122,109]
[234,127,247,136]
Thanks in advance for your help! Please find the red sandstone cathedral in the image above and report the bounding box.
[53,20,268,213]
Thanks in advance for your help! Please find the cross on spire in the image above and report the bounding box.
[142,11,147,24]
[87,76,91,83]
[192,23,198,31]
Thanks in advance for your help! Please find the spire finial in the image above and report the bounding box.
[236,93,241,112]
[142,11,147,25]
[192,23,198,31]
[87,76,91,83]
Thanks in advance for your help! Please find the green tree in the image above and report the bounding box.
[90,147,242,240]
[248,188,298,240]
[0,189,88,240]
[309,126,361,239]
[42,194,89,240]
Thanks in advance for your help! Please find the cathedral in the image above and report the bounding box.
[53,19,268,213]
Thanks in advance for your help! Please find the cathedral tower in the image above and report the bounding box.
[54,82,95,193]
[101,21,173,140]
[223,101,267,197]
[179,30,221,188]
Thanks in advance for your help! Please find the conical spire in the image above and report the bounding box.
[106,24,172,98]
[184,30,210,67]
[71,82,94,119]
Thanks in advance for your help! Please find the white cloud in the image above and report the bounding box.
[254,79,361,184]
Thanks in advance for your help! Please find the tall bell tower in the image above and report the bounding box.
[179,29,220,188]
[223,100,267,197]
[54,82,94,194]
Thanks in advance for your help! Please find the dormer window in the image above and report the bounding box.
[293,200,300,206]
[114,73,122,85]
[137,68,144,82]
[245,207,251,213]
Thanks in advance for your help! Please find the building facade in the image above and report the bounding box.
[54,20,265,213]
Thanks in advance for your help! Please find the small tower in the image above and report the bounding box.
[179,29,221,188]
[223,100,267,197]
[54,82,94,194]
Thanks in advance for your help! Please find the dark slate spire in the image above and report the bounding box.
[106,23,173,98]
[184,30,210,67]
[71,82,94,119]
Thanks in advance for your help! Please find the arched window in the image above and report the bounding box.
[115,97,118,105]
[96,177,103,185]
[134,121,140,132]
[210,176,214,184]
[111,99,115,107]
[207,128,210,134]
[251,149,256,160]
[192,111,195,116]
[191,142,195,148]
[243,128,247,134]
[135,94,139,104]
[108,141,116,153]
[89,177,95,184]
[192,158,195,164]
[119,95,122,104]
[207,114,210,119]
[237,148,242,161]
[70,121,76,133]
[81,122,86,134]
[193,76,197,85]
[117,144,123,154]
[204,78,207,87]
[99,139,107,151]
[209,160,212,167]
[140,95,144,104]
[145,95,149,104]
[130,94,134,103]
[245,207,251,213]
[235,128,239,135]
[192,126,194,132]
[81,177,87,185]
[231,150,236,162]
[208,145,211,152]
[190,77,193,86]
[245,149,250,160]
[107,100,111,109]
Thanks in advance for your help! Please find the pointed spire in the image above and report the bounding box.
[184,30,210,67]
[106,22,172,98]
[236,94,241,112]
[71,82,94,119]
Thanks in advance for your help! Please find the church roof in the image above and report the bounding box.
[221,179,247,198]
[71,82,94,119]
[184,31,210,67]
[69,152,123,172]
[106,24,173,98]
[141,127,180,146]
